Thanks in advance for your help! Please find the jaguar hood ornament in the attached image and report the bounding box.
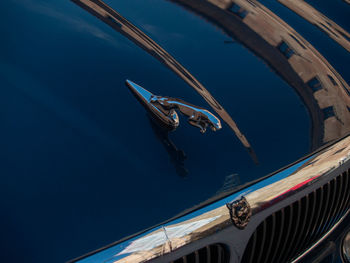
[126,80,222,133]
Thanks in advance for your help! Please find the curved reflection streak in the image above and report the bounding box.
[168,0,350,150]
[71,0,258,163]
[279,0,350,52]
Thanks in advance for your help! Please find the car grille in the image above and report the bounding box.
[171,244,229,263]
[242,168,350,263]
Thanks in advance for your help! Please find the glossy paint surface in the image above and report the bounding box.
[75,135,350,263]
[1,0,349,262]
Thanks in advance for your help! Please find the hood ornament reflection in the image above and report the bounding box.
[126,80,222,133]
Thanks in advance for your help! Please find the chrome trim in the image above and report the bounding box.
[126,80,180,130]
[126,80,222,133]
[71,135,350,263]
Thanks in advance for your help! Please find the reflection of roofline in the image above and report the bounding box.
[168,0,324,149]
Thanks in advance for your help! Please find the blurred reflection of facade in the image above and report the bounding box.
[170,0,350,149]
[279,0,350,52]
[216,173,240,194]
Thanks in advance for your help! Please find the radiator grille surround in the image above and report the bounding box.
[242,168,350,263]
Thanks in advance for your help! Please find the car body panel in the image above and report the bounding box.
[1,0,349,262]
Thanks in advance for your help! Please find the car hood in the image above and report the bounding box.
[1,0,350,262]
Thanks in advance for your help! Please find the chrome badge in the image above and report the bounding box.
[227,196,251,229]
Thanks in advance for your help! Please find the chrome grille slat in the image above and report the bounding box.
[282,200,302,262]
[244,229,257,263]
[294,194,314,256]
[275,205,293,263]
[206,246,211,263]
[210,245,217,263]
[171,244,228,263]
[321,179,337,233]
[343,170,350,209]
[310,183,331,243]
[293,194,316,254]
[335,171,349,222]
[303,188,323,247]
[325,175,343,230]
[242,169,350,263]
[217,244,222,263]
[269,210,285,263]
[194,250,199,263]
[337,170,350,221]
[287,197,308,260]
[255,220,267,263]
[261,213,276,263]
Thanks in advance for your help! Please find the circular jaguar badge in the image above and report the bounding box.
[226,196,252,229]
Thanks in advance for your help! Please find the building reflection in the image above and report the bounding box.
[71,0,350,159]
[278,0,350,52]
[216,173,240,194]
[169,0,350,150]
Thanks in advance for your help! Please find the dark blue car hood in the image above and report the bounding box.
[1,0,350,262]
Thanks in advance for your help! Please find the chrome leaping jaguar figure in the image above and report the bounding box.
[150,96,222,133]
[126,80,222,133]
